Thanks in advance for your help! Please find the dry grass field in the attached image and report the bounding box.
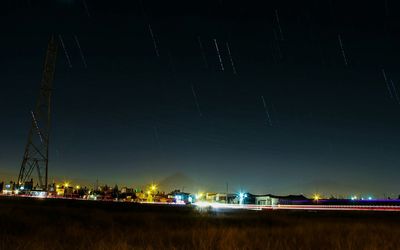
[1,197,400,250]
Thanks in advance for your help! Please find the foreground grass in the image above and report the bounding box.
[1,197,400,250]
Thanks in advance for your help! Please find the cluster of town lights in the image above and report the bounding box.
[351,195,373,201]
[7,181,381,205]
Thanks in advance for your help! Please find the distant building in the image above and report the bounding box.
[56,186,65,196]
[254,195,279,205]
[254,194,308,205]
[215,193,227,203]
[119,192,137,202]
[23,179,33,191]
[121,187,134,194]
[229,193,255,204]
[157,196,173,203]
[227,194,238,203]
[168,190,193,204]
[2,181,15,194]
[199,192,247,204]
[205,192,217,202]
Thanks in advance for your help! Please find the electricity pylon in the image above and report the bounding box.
[17,36,58,192]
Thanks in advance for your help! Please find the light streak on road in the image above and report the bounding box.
[193,202,400,212]
[2,194,400,212]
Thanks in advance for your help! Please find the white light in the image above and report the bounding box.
[195,201,211,208]
[32,191,46,198]
[239,192,245,204]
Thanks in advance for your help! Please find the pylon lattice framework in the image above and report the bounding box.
[17,36,58,191]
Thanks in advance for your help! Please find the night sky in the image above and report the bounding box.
[1,0,400,197]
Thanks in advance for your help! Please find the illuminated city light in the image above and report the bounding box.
[239,192,245,204]
[196,192,204,199]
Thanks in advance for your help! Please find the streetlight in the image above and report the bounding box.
[313,194,320,203]
[147,190,153,202]
[239,192,245,205]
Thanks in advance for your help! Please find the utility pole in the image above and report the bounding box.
[17,36,58,192]
[226,182,229,204]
